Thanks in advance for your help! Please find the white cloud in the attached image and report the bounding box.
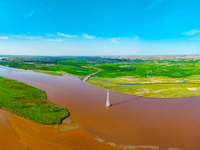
[0,36,8,40]
[15,35,22,38]
[25,9,34,18]
[45,34,55,37]
[191,36,200,40]
[24,36,41,39]
[82,33,96,39]
[57,32,79,38]
[46,39,63,42]
[10,35,22,38]
[145,0,164,11]
[111,36,139,43]
[135,36,140,40]
[183,29,200,36]
[111,38,120,43]
[10,35,41,39]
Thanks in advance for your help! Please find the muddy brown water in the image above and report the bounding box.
[0,65,200,150]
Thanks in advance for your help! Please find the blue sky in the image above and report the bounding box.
[0,0,200,55]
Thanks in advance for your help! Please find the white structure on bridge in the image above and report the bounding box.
[106,90,111,108]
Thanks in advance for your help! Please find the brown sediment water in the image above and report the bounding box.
[0,65,200,150]
[0,109,119,150]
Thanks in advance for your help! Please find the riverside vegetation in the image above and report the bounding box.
[1,55,200,98]
[0,76,69,124]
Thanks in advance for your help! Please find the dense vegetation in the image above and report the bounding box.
[88,78,200,98]
[92,62,199,78]
[0,56,102,78]
[1,55,200,98]
[0,76,69,124]
[89,61,200,98]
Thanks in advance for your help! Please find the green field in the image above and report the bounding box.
[32,69,64,76]
[88,78,200,98]
[2,56,200,98]
[0,59,97,78]
[88,61,200,98]
[0,76,69,124]
[93,62,200,79]
[37,65,96,77]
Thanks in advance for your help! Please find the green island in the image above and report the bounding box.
[1,55,200,98]
[0,76,69,124]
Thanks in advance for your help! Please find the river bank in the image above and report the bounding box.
[0,65,200,150]
[0,109,116,150]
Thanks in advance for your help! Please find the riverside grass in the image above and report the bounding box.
[3,58,200,98]
[32,69,64,76]
[0,76,69,124]
[88,78,200,98]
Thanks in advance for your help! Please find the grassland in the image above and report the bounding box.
[37,65,96,78]
[88,61,200,98]
[0,76,69,124]
[93,62,199,78]
[2,56,200,98]
[32,69,64,76]
[88,78,200,98]
[0,59,97,78]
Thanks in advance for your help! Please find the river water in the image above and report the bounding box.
[0,65,200,150]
